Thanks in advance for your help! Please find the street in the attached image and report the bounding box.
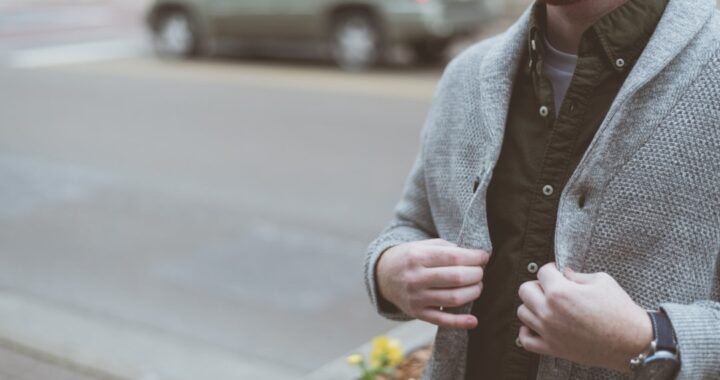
[8,1,715,379]
[0,1,440,379]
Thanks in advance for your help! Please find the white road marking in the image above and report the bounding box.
[6,38,147,68]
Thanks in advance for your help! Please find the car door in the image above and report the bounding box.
[208,0,277,39]
[268,0,326,40]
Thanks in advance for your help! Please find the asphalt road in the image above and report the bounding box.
[12,1,717,378]
[0,1,441,378]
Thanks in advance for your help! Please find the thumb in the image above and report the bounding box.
[563,266,597,284]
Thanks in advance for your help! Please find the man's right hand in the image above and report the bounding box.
[375,238,490,329]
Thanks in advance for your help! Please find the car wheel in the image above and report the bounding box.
[153,9,201,58]
[331,12,381,70]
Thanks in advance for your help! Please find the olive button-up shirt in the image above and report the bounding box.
[465,0,670,379]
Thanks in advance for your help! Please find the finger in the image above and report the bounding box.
[517,280,545,315]
[536,262,569,291]
[419,246,490,268]
[563,266,598,285]
[518,325,551,355]
[419,307,478,330]
[423,239,456,247]
[421,284,483,308]
[423,266,483,288]
[517,304,543,334]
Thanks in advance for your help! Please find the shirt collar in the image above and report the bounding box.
[527,0,669,74]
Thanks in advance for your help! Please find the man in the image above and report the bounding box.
[364,0,720,379]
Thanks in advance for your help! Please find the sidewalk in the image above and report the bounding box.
[0,340,110,380]
[0,289,301,380]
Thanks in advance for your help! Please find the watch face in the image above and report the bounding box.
[637,352,680,380]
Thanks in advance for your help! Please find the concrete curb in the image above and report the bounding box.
[303,320,436,380]
[0,289,299,380]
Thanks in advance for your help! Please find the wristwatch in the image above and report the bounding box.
[629,309,680,379]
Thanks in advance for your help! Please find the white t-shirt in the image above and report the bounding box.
[542,36,578,114]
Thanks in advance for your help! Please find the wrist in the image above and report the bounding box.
[616,306,654,373]
[627,309,681,379]
[375,245,399,304]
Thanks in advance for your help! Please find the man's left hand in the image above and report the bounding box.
[517,263,653,373]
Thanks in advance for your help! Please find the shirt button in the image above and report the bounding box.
[515,337,523,348]
[615,58,626,68]
[542,184,554,196]
[539,106,549,117]
[527,262,539,274]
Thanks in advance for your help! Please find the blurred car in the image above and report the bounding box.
[146,0,502,69]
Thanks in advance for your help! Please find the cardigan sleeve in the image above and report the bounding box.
[361,51,473,322]
[363,126,439,322]
[660,268,720,379]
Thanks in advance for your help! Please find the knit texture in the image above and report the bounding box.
[363,0,720,379]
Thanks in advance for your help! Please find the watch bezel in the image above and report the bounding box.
[634,350,680,379]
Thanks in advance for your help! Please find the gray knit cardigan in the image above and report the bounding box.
[364,0,720,379]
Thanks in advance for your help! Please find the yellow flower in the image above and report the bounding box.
[386,338,405,366]
[372,336,390,351]
[346,354,364,366]
[369,336,389,368]
[369,336,404,368]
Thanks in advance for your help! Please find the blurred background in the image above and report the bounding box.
[0,0,716,379]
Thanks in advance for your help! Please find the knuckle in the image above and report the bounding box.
[434,315,447,327]
[536,306,552,322]
[406,292,421,307]
[468,267,482,282]
[537,264,552,277]
[442,250,460,266]
[448,293,464,307]
[518,328,528,341]
[545,288,559,304]
[518,282,530,298]
[404,271,423,291]
[405,249,422,266]
[471,285,482,299]
[481,251,491,264]
[439,314,455,327]
[522,339,536,352]
[545,287,567,306]
[451,272,465,286]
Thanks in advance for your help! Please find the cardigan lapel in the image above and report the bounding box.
[476,8,531,165]
[454,7,531,253]
[555,0,718,271]
[426,7,535,380]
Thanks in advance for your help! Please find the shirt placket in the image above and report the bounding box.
[502,43,608,379]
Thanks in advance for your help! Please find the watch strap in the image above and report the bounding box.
[648,310,677,354]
